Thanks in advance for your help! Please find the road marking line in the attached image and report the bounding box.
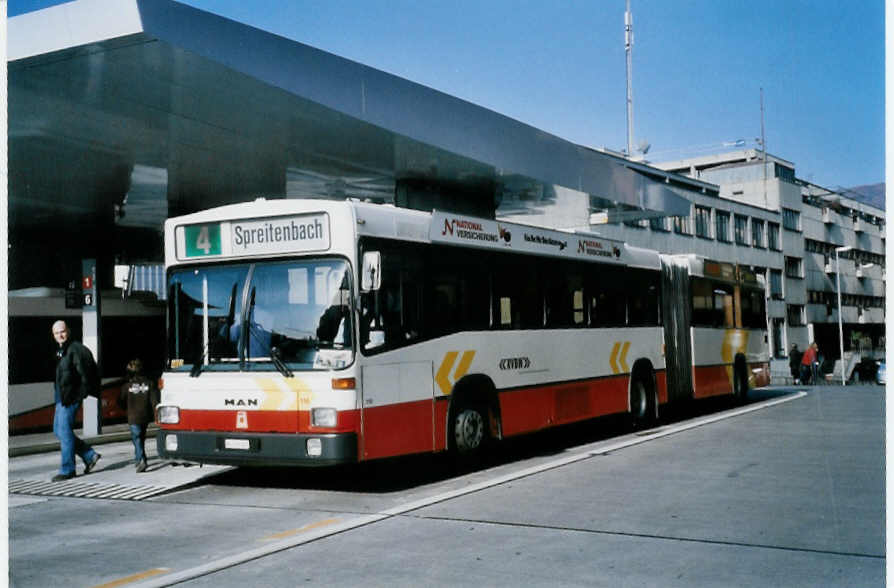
[129,391,807,588]
[91,568,170,588]
[260,517,341,541]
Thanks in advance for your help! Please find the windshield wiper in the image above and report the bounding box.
[270,346,294,378]
[190,343,209,377]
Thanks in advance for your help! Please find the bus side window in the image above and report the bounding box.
[491,253,542,329]
[359,240,423,353]
[626,268,659,326]
[588,264,625,327]
[716,284,735,327]
[545,262,583,328]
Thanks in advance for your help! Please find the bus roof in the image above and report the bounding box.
[166,198,662,270]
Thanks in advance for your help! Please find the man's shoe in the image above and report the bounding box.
[136,460,148,473]
[51,473,75,482]
[84,453,101,474]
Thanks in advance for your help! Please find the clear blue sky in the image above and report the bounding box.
[10,0,885,189]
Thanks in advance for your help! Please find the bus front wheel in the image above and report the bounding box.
[452,406,487,453]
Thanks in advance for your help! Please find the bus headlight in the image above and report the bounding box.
[157,405,180,424]
[312,408,337,427]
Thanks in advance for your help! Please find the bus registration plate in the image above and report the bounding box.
[224,439,250,450]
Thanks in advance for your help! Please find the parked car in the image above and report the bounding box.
[876,361,886,385]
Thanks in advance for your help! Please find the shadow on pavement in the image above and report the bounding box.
[205,387,801,494]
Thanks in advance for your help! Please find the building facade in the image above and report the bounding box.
[499,148,885,383]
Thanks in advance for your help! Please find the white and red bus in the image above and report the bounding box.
[156,198,769,466]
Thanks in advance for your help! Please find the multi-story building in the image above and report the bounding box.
[498,148,885,383]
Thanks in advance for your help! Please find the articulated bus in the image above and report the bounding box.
[156,198,769,466]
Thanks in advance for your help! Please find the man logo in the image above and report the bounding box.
[225,398,258,407]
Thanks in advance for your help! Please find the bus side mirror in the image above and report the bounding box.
[361,251,381,292]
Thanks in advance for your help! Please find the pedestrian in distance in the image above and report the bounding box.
[814,344,823,386]
[51,320,101,481]
[800,341,818,386]
[120,358,159,472]
[788,343,802,384]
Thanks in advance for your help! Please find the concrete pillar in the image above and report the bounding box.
[81,259,102,436]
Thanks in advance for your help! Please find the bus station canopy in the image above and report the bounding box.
[8,0,702,260]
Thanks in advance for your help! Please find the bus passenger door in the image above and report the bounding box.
[360,361,435,460]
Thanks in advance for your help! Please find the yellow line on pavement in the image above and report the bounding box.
[91,568,170,588]
[260,517,340,541]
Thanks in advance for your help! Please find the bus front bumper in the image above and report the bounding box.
[156,430,358,466]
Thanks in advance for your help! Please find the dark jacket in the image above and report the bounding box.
[119,375,159,426]
[788,348,802,376]
[55,340,99,407]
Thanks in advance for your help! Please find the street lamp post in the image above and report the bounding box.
[835,246,853,385]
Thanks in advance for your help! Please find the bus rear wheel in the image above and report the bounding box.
[630,375,656,429]
[452,405,487,454]
[733,359,749,403]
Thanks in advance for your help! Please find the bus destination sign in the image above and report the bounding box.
[180,213,330,259]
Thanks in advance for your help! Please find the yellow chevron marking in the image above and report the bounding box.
[609,341,631,374]
[609,342,620,374]
[434,350,476,396]
[455,350,476,380]
[619,341,631,372]
[436,351,459,396]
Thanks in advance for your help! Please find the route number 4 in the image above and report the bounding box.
[184,224,221,257]
[195,226,212,253]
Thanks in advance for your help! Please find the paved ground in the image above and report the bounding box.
[8,385,886,587]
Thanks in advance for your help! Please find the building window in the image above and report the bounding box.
[774,163,796,183]
[734,214,749,246]
[694,206,711,239]
[769,269,783,299]
[751,219,765,248]
[784,256,803,278]
[772,318,786,358]
[787,304,805,327]
[768,222,780,251]
[650,217,669,232]
[782,208,800,231]
[715,211,730,243]
[673,215,692,235]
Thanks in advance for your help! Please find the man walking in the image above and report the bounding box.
[51,320,101,481]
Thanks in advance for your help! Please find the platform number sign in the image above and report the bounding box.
[184,223,222,257]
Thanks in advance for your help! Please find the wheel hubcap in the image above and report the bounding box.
[455,409,484,452]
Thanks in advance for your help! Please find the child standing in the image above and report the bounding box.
[120,359,159,472]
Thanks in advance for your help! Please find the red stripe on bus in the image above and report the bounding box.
[691,362,771,398]
[361,398,436,460]
[498,375,631,437]
[160,363,771,462]
[171,409,359,434]
[692,365,734,398]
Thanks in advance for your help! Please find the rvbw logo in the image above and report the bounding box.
[499,357,532,370]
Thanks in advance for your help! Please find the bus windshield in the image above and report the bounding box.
[167,259,353,372]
